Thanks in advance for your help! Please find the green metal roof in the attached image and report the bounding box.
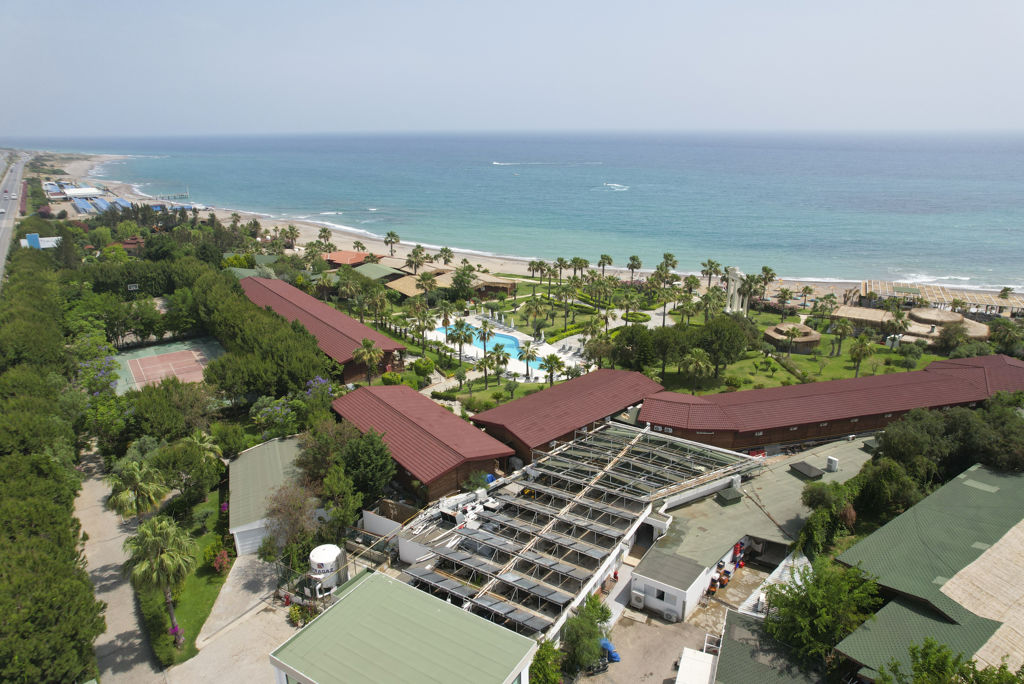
[834,465,1024,674]
[835,598,998,680]
[228,437,300,530]
[226,267,260,280]
[223,252,279,265]
[354,262,402,281]
[716,611,822,684]
[270,571,537,684]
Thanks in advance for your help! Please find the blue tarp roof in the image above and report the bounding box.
[71,198,93,213]
[113,198,132,209]
[91,198,111,212]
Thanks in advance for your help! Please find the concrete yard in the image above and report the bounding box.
[589,614,708,684]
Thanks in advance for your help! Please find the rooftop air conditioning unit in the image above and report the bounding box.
[826,456,839,472]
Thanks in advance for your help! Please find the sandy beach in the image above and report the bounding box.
[49,152,862,299]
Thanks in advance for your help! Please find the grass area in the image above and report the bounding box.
[140,492,232,666]
[455,378,548,411]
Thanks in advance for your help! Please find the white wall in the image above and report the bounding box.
[630,573,685,621]
[362,509,402,536]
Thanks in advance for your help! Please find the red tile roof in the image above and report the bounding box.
[240,277,403,365]
[639,355,1024,434]
[332,386,513,485]
[471,370,664,449]
[324,250,371,266]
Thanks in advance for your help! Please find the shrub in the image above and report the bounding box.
[622,312,651,323]
[288,604,302,627]
[380,371,403,385]
[203,539,224,568]
[416,376,431,390]
[138,587,175,665]
[212,549,231,574]
[754,383,766,389]
[723,376,743,389]
[257,534,278,562]
[411,357,435,377]
[430,390,457,401]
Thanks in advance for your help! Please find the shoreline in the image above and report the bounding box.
[46,151,1008,296]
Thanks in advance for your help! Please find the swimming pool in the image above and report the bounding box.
[436,325,543,369]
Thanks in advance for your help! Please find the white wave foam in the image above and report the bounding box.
[492,161,603,166]
[130,183,154,198]
[602,183,629,191]
[318,211,343,215]
[367,207,378,212]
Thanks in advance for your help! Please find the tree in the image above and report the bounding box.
[1000,286,1014,299]
[450,318,473,365]
[265,482,319,550]
[760,265,777,300]
[352,338,384,385]
[296,418,362,484]
[612,325,655,371]
[123,516,199,649]
[849,333,876,378]
[698,316,747,375]
[518,340,538,382]
[352,239,367,252]
[490,343,511,379]
[322,462,363,536]
[540,354,564,386]
[701,258,721,289]
[341,429,395,502]
[149,439,224,504]
[989,318,1023,355]
[438,246,454,265]
[878,637,1024,684]
[763,557,881,670]
[530,639,564,684]
[504,377,520,400]
[415,271,437,297]
[833,318,854,356]
[597,254,612,276]
[682,348,713,393]
[563,613,603,672]
[627,255,642,283]
[478,319,495,388]
[777,287,793,323]
[783,325,800,357]
[384,231,400,256]
[800,285,814,308]
[105,460,169,522]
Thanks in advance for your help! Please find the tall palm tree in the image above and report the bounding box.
[627,255,642,283]
[660,253,678,272]
[106,461,169,522]
[783,326,800,357]
[598,254,613,277]
[450,319,473,365]
[759,266,777,300]
[123,516,198,649]
[539,353,565,387]
[352,338,384,385]
[415,271,438,298]
[833,318,854,356]
[518,340,538,382]
[478,320,495,387]
[555,258,570,285]
[384,231,400,256]
[282,224,300,249]
[490,343,511,379]
[437,300,457,338]
[522,298,546,334]
[183,429,223,461]
[438,246,455,265]
[682,348,713,394]
[622,291,642,322]
[700,259,721,289]
[679,298,697,326]
[777,287,793,323]
[800,285,814,309]
[683,274,701,296]
[405,245,428,274]
[570,256,589,278]
[849,333,875,378]
[352,240,367,252]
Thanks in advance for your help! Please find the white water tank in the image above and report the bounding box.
[826,456,839,472]
[309,544,346,589]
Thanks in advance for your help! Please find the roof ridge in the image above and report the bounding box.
[366,387,463,461]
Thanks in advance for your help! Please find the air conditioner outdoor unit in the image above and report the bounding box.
[630,589,645,610]
[663,610,678,623]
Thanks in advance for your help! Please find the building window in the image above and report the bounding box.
[754,431,764,436]
[850,418,859,423]
[697,431,714,435]
[819,422,829,427]
[653,425,663,432]
[884,413,892,418]
[969,403,977,408]
[664,427,673,434]
[656,589,665,601]
[789,426,798,431]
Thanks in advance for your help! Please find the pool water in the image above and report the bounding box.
[436,325,543,369]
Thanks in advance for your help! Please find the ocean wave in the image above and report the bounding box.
[600,183,629,192]
[367,207,378,212]
[318,211,343,215]
[130,183,154,198]
[492,161,603,166]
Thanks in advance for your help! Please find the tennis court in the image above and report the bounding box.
[114,337,225,394]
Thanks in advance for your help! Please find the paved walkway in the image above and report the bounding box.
[75,453,165,684]
[195,555,279,648]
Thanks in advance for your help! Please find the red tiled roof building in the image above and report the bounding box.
[638,355,1024,450]
[471,369,664,461]
[333,385,514,500]
[240,277,404,383]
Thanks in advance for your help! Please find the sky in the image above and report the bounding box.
[4,0,1024,137]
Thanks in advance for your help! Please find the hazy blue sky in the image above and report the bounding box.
[5,1,1023,136]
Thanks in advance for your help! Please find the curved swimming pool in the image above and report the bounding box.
[436,325,543,369]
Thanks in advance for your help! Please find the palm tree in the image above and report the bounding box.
[1000,287,1014,299]
[282,224,300,249]
[183,429,222,461]
[950,298,967,314]
[522,298,546,334]
[678,298,697,326]
[555,257,570,285]
[701,259,721,289]
[438,246,454,265]
[700,287,726,324]
[777,287,793,323]
[833,318,854,356]
[384,231,400,256]
[622,291,642,322]
[352,240,367,252]
[352,338,384,385]
[570,256,589,278]
[540,353,565,387]
[405,245,428,274]
[682,348,713,394]
[450,318,473,365]
[598,254,613,277]
[627,255,642,283]
[518,340,538,382]
[437,300,457,337]
[760,266,777,300]
[490,343,511,379]
[990,319,1024,354]
[415,271,437,298]
[849,333,875,378]
[106,461,169,522]
[123,516,198,649]
[783,326,800,357]
[800,285,814,309]
[660,253,678,273]
[478,320,495,387]
[683,274,701,296]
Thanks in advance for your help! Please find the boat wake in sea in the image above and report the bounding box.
[598,183,629,192]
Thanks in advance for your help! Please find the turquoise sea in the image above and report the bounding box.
[5,133,1024,289]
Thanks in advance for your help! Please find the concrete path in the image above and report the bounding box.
[75,454,165,684]
[195,554,279,648]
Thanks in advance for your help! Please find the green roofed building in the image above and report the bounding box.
[715,610,821,684]
[270,570,537,684]
[229,437,300,555]
[835,464,1024,679]
[353,262,402,281]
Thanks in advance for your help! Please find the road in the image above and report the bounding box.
[0,151,29,292]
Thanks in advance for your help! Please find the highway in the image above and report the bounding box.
[0,152,29,293]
